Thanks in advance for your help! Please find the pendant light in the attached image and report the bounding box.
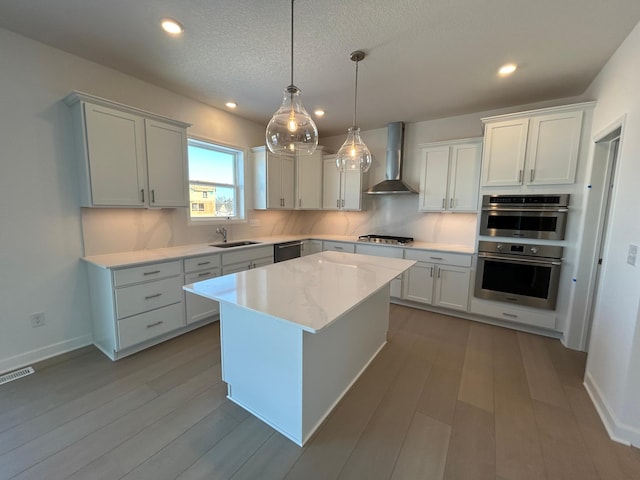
[266,0,318,156]
[336,50,371,173]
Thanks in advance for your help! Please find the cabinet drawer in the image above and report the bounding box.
[115,276,183,319]
[113,261,182,287]
[117,302,185,350]
[184,254,221,273]
[355,244,403,258]
[323,241,355,253]
[470,298,557,330]
[184,268,220,284]
[222,245,273,266]
[404,249,471,267]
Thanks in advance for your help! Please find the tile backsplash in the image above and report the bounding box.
[81,195,477,256]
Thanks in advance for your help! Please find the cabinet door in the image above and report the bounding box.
[341,168,362,210]
[296,151,322,209]
[526,110,583,185]
[433,265,470,311]
[266,154,283,209]
[482,119,528,187]
[184,269,220,324]
[145,120,189,207]
[281,155,295,209]
[322,157,341,210]
[449,143,481,212]
[418,147,449,212]
[403,263,435,304]
[83,103,146,206]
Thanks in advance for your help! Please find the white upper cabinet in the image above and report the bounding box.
[419,138,482,212]
[64,92,190,208]
[481,104,589,187]
[252,147,305,210]
[322,155,364,211]
[295,147,327,209]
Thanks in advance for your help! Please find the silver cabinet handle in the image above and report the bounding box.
[151,189,155,203]
[197,271,212,277]
[530,169,534,182]
[146,320,164,328]
[143,270,161,276]
[144,293,162,300]
[437,267,441,278]
[430,266,433,277]
[518,169,523,183]
[141,189,145,203]
[430,256,443,260]
[197,261,210,266]
[502,312,518,318]
[342,199,345,208]
[442,198,446,209]
[299,199,302,207]
[334,246,344,250]
[336,199,339,208]
[450,198,454,209]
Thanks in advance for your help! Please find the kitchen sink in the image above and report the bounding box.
[209,241,261,248]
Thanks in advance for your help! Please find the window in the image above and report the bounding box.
[187,138,245,222]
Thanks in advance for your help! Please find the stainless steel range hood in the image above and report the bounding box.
[366,122,417,195]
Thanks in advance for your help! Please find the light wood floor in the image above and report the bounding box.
[2,305,640,480]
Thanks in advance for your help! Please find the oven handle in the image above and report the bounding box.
[478,253,562,266]
[276,241,304,249]
[482,207,569,213]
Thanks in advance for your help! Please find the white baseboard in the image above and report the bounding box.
[0,334,93,375]
[584,371,640,447]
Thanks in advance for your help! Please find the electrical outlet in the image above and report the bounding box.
[30,312,45,328]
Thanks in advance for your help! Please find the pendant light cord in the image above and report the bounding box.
[290,0,295,87]
[353,59,359,126]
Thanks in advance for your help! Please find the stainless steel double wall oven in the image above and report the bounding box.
[474,194,568,310]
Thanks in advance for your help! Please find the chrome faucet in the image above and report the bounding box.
[216,227,228,243]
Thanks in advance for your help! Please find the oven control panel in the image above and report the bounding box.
[480,241,562,259]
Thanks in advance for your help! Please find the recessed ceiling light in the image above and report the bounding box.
[225,101,238,109]
[314,110,325,117]
[161,18,184,35]
[498,63,517,76]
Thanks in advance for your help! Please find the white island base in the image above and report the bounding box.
[221,284,390,446]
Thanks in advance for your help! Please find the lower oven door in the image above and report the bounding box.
[474,254,562,310]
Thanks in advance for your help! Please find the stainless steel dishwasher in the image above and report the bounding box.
[273,241,303,263]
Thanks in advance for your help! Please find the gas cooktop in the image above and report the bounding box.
[357,234,414,245]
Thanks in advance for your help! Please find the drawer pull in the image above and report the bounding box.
[430,256,443,260]
[143,270,161,276]
[334,246,344,250]
[502,312,518,318]
[146,321,164,328]
[197,261,211,266]
[197,272,212,277]
[144,293,162,300]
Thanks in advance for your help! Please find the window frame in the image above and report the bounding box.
[186,136,247,225]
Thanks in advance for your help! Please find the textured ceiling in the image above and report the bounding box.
[1,0,640,136]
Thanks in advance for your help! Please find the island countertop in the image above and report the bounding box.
[183,251,416,333]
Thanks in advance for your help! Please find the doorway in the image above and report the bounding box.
[582,125,622,350]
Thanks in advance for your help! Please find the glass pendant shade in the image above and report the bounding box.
[336,126,372,172]
[266,85,318,155]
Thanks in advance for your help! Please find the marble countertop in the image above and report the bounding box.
[183,251,416,333]
[82,234,474,269]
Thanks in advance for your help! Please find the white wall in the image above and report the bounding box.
[582,20,640,446]
[0,28,264,372]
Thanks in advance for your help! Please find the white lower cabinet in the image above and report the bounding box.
[354,244,404,297]
[184,253,221,324]
[221,245,274,275]
[301,239,323,256]
[87,259,187,360]
[402,250,471,312]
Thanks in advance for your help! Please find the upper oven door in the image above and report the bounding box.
[479,209,568,240]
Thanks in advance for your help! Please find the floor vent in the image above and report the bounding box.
[0,366,35,386]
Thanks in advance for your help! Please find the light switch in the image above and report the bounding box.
[627,244,638,266]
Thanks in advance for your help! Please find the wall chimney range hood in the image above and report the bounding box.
[366,122,417,195]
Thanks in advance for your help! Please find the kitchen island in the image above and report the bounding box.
[183,251,415,446]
